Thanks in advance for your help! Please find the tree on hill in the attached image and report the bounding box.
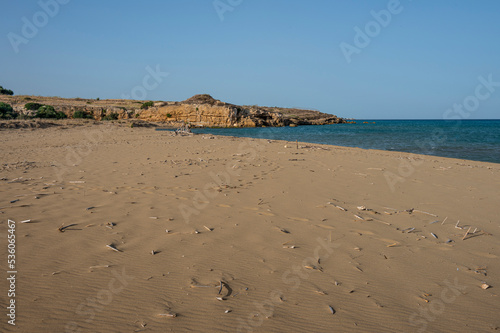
[0,86,14,95]
[35,105,67,119]
[0,102,18,119]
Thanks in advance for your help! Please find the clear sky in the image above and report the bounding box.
[1,0,499,119]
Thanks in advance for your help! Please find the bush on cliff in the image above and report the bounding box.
[0,102,18,119]
[141,101,154,110]
[25,102,43,111]
[102,112,118,121]
[35,105,67,119]
[73,110,94,119]
[0,86,14,95]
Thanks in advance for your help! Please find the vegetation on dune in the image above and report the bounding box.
[101,112,118,121]
[25,102,43,110]
[34,105,67,119]
[141,101,154,109]
[0,86,14,95]
[0,102,18,119]
[72,110,94,119]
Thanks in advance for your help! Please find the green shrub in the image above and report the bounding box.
[166,113,172,118]
[0,102,18,119]
[141,101,154,109]
[25,102,43,110]
[0,86,14,95]
[135,113,140,118]
[35,105,67,119]
[96,97,100,101]
[73,110,94,119]
[102,112,118,121]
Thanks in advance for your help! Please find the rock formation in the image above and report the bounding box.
[0,94,345,127]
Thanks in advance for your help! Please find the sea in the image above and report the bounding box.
[186,120,500,164]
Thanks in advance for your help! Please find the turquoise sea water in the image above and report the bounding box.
[188,120,500,164]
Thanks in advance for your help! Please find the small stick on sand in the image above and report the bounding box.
[455,220,461,229]
[20,219,32,223]
[328,305,336,314]
[203,226,213,232]
[414,210,438,217]
[218,281,223,295]
[106,244,122,252]
[156,313,177,318]
[372,220,391,226]
[277,227,290,234]
[328,202,347,211]
[58,224,77,232]
[431,233,438,239]
[354,214,364,220]
[89,265,110,270]
[462,227,472,240]
[441,216,448,225]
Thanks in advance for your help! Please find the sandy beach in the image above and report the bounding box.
[1,122,499,333]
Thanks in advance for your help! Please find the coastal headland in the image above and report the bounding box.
[0,94,345,128]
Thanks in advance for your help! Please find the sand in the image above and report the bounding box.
[1,122,499,332]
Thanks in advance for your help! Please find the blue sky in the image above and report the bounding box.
[1,0,499,119]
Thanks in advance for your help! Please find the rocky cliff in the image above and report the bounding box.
[0,94,345,127]
[138,94,345,127]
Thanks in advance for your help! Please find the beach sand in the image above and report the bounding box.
[1,122,499,332]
